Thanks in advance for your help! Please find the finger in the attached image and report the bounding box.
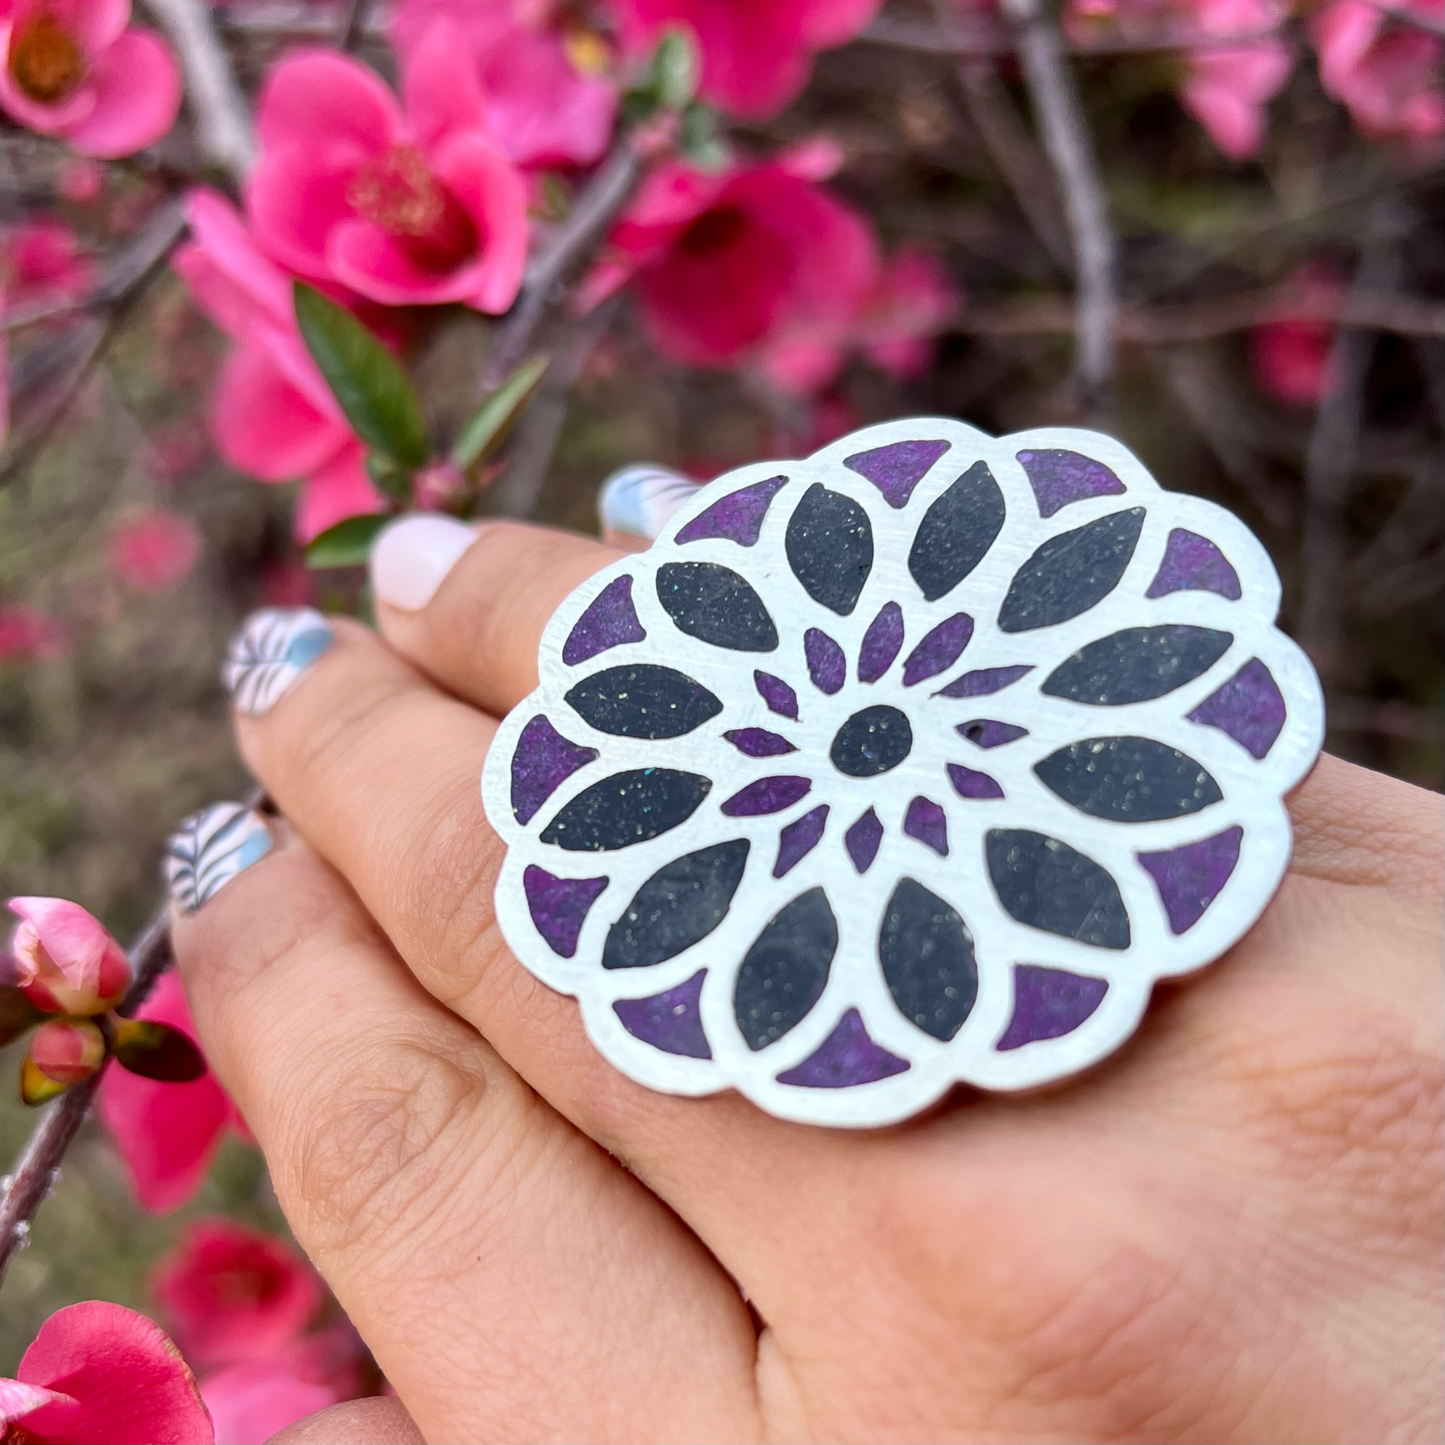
[166,802,759,1444]
[268,1397,424,1445]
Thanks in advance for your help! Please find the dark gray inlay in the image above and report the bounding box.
[602,840,749,969]
[907,461,1007,602]
[986,829,1131,949]
[565,664,723,739]
[656,562,778,652]
[830,705,913,777]
[785,483,873,616]
[734,887,838,1050]
[997,508,1145,633]
[1035,736,1222,821]
[1041,625,1233,706]
[540,769,711,851]
[879,877,978,1041]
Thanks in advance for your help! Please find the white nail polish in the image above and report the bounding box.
[597,465,701,542]
[370,515,478,612]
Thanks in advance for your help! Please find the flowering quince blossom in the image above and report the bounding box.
[0,604,67,661]
[389,0,616,168]
[107,507,203,592]
[0,1301,213,1444]
[7,895,130,1015]
[0,0,181,158]
[1,217,95,312]
[1249,262,1344,406]
[29,1015,107,1082]
[246,23,528,311]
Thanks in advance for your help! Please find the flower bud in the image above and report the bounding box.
[7,897,131,1016]
[29,1017,107,1085]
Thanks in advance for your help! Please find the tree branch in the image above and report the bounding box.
[866,15,1292,56]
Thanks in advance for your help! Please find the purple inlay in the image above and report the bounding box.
[805,628,846,695]
[903,796,949,855]
[511,715,599,824]
[1187,657,1286,759]
[996,965,1108,1051]
[844,807,884,873]
[754,670,799,718]
[675,475,788,547]
[858,602,905,683]
[1016,448,1126,518]
[947,763,1004,800]
[1138,824,1243,934]
[777,1008,910,1087]
[1145,528,1242,601]
[562,575,646,666]
[613,970,711,1059]
[902,612,974,687]
[774,804,830,877]
[722,775,812,816]
[936,664,1034,699]
[843,438,951,508]
[725,727,796,758]
[523,865,608,958]
[957,718,1029,749]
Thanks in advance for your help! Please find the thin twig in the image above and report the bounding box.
[867,15,1293,54]
[1375,1,1445,38]
[336,0,369,52]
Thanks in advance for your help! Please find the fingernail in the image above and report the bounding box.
[165,802,274,913]
[597,465,700,542]
[223,607,334,716]
[370,515,478,612]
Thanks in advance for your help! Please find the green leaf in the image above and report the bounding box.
[0,986,44,1048]
[20,1054,67,1106]
[648,27,699,112]
[450,355,550,471]
[112,1018,207,1083]
[305,513,392,570]
[293,283,430,468]
[364,452,413,503]
[678,104,728,171]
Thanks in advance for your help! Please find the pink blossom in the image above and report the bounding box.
[0,1301,213,1444]
[0,0,181,158]
[58,154,105,201]
[107,507,202,591]
[1,218,95,311]
[0,604,68,662]
[30,1016,106,1083]
[1312,0,1444,142]
[246,27,528,310]
[613,0,882,118]
[1250,262,1344,406]
[390,0,616,168]
[7,895,131,1016]
[97,970,244,1213]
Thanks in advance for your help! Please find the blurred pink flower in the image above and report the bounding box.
[97,970,245,1213]
[7,895,131,1016]
[1312,0,1444,143]
[390,0,616,168]
[107,507,202,591]
[58,154,105,201]
[0,604,68,661]
[0,0,181,157]
[0,1301,213,1444]
[1250,262,1344,406]
[1,217,95,311]
[246,26,528,310]
[30,1015,107,1083]
[613,0,882,118]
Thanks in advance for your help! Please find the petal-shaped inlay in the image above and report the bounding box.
[562,575,646,666]
[541,769,711,850]
[566,664,723,739]
[735,887,838,1050]
[1187,658,1286,759]
[843,438,950,507]
[725,727,796,757]
[786,483,874,615]
[1145,528,1242,600]
[1016,448,1125,517]
[674,475,788,546]
[880,878,977,1041]
[805,628,846,694]
[908,461,1007,602]
[947,763,1004,799]
[858,602,905,683]
[775,804,829,877]
[722,776,812,816]
[997,508,1145,633]
[1137,825,1243,934]
[754,670,799,718]
[524,865,608,958]
[902,612,974,686]
[1041,625,1233,706]
[613,969,712,1058]
[996,965,1108,1050]
[602,840,749,969]
[957,718,1028,749]
[656,561,779,651]
[903,796,948,855]
[936,664,1034,698]
[986,829,1130,949]
[1035,736,1222,822]
[845,808,884,873]
[512,715,599,824]
[776,1008,910,1087]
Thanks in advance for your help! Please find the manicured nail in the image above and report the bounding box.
[370,515,478,612]
[165,803,274,914]
[223,607,334,716]
[597,464,700,541]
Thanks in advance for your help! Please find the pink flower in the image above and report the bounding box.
[613,0,883,118]
[30,1016,107,1083]
[1312,0,1444,142]
[1,218,95,311]
[58,154,106,201]
[246,26,528,310]
[1250,262,1344,406]
[0,0,181,158]
[0,604,68,662]
[0,1301,213,1444]
[107,508,202,591]
[7,896,131,1016]
[390,0,616,168]
[97,970,245,1213]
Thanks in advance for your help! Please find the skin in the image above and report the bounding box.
[172,522,1444,1445]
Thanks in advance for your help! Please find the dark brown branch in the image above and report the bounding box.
[866,15,1292,56]
[336,0,369,52]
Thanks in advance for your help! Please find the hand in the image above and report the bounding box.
[172,518,1443,1444]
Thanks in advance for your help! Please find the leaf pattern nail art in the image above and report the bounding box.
[222,608,334,716]
[165,803,274,913]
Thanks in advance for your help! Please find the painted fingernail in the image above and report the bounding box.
[370,514,478,612]
[223,607,334,716]
[598,464,700,541]
[165,802,274,913]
